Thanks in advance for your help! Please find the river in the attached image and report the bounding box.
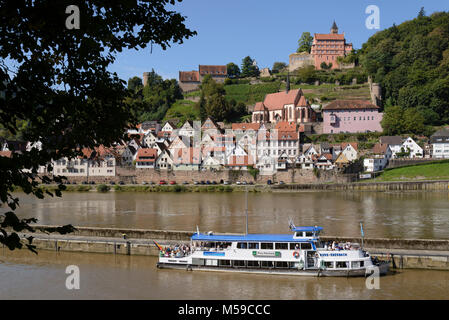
[1,191,449,299]
[5,191,449,239]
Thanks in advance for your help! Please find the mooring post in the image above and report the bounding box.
[126,241,131,255]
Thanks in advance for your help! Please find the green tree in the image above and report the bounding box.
[381,105,404,135]
[403,107,426,134]
[226,62,240,78]
[128,76,143,93]
[359,12,449,125]
[272,62,287,73]
[297,32,313,53]
[0,0,196,252]
[241,56,259,78]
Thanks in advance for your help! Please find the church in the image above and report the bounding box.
[251,77,316,124]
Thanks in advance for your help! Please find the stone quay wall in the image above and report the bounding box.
[56,167,356,185]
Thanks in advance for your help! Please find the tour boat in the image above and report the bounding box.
[156,222,390,277]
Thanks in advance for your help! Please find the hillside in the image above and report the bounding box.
[359,11,449,125]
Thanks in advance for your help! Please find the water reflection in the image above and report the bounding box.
[2,191,449,239]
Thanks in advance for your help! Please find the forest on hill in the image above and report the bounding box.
[358,10,449,132]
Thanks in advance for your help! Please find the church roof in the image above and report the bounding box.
[263,89,301,111]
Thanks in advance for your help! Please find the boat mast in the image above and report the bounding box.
[245,185,248,235]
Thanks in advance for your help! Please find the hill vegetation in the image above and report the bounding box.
[359,10,449,131]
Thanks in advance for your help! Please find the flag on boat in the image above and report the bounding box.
[153,240,163,251]
[360,223,364,237]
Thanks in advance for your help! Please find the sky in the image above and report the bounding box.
[109,0,449,82]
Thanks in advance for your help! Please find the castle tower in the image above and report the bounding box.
[331,21,338,34]
[143,72,149,87]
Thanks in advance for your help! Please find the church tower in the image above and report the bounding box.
[331,21,338,34]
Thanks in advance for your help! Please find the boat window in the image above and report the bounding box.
[295,232,304,237]
[247,261,260,267]
[336,261,349,268]
[301,243,312,250]
[219,260,231,267]
[275,261,288,268]
[261,243,274,249]
[288,262,297,268]
[360,261,364,267]
[233,260,246,267]
[289,243,300,250]
[324,261,334,268]
[275,243,288,250]
[248,242,259,249]
[305,232,313,237]
[237,242,248,249]
[261,261,274,268]
[205,259,218,266]
[351,261,360,268]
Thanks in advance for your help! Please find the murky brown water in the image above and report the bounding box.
[1,249,448,300]
[1,191,449,299]
[5,191,449,239]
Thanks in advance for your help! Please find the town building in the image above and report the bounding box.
[322,100,383,134]
[310,21,353,70]
[363,143,392,172]
[252,85,316,124]
[430,129,449,159]
[178,65,227,92]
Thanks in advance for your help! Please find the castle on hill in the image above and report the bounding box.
[289,21,353,71]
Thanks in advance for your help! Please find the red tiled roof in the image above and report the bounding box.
[232,123,261,131]
[274,121,296,132]
[136,148,157,162]
[322,100,379,110]
[227,155,251,166]
[276,131,299,141]
[198,65,227,76]
[314,33,345,40]
[179,71,200,82]
[372,143,389,155]
[341,142,358,151]
[298,95,308,107]
[254,102,266,112]
[174,147,201,164]
[263,89,301,111]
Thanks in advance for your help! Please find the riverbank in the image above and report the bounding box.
[23,178,449,193]
[7,225,449,271]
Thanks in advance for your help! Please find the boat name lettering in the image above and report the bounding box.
[319,253,348,257]
[252,251,281,257]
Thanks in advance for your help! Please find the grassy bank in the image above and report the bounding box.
[373,160,449,182]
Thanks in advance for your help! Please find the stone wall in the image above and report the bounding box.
[54,167,355,185]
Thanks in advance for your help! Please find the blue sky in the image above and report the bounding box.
[110,0,449,82]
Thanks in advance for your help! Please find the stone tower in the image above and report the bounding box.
[142,72,150,87]
[331,21,338,34]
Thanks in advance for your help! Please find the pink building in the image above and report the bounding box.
[310,21,353,70]
[322,100,383,134]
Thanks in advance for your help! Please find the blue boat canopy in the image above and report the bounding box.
[191,233,316,242]
[291,226,323,232]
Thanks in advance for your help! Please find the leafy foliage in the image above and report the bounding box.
[359,11,449,125]
[272,62,287,74]
[297,32,313,53]
[226,62,241,78]
[0,0,195,252]
[241,56,259,78]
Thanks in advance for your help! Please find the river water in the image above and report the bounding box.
[6,191,449,239]
[1,191,449,299]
